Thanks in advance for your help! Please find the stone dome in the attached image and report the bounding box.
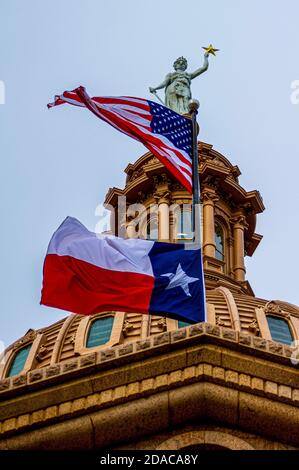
[1,143,299,451]
[1,142,298,384]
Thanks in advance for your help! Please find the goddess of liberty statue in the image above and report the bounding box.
[149,47,218,115]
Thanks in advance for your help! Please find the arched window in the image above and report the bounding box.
[215,223,224,262]
[7,344,31,377]
[146,217,158,241]
[267,315,293,346]
[86,316,114,348]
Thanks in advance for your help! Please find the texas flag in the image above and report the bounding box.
[41,217,206,324]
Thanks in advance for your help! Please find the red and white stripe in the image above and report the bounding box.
[48,87,193,193]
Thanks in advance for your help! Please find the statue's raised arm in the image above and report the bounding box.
[189,52,209,80]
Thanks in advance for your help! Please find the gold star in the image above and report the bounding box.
[202,44,220,56]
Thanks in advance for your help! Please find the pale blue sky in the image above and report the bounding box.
[1,0,299,347]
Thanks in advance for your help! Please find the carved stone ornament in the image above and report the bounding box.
[248,319,260,335]
[216,317,226,327]
[70,333,77,345]
[36,343,49,362]
[230,215,249,230]
[128,167,144,183]
[171,182,185,191]
[264,301,291,319]
[145,156,159,166]
[153,173,171,190]
[153,190,171,205]
[157,318,167,331]
[211,157,226,168]
[13,329,37,350]
[201,190,219,204]
[122,320,134,336]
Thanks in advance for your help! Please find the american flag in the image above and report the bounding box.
[48,87,193,193]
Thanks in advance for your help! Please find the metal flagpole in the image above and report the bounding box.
[188,99,201,243]
[188,99,207,322]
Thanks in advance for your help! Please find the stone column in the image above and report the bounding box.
[158,195,170,242]
[227,236,234,276]
[201,190,218,258]
[126,218,136,238]
[231,215,248,282]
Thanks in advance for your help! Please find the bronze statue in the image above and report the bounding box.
[149,45,218,115]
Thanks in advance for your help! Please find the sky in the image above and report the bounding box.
[1,0,299,347]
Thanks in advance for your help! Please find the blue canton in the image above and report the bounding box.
[148,242,205,324]
[148,101,193,158]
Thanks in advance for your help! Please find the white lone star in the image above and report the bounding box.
[161,264,199,297]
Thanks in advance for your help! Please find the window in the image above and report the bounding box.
[176,206,193,243]
[178,320,192,329]
[215,223,224,262]
[86,316,114,348]
[7,344,31,377]
[146,217,158,241]
[267,315,293,345]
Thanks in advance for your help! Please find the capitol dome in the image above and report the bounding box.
[1,143,299,451]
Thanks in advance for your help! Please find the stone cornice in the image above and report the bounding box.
[2,359,299,442]
[1,324,299,448]
[0,323,297,403]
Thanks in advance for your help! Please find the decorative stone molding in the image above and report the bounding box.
[127,167,144,183]
[146,156,159,166]
[216,287,241,331]
[230,215,249,231]
[201,190,219,205]
[264,301,291,319]
[171,182,185,191]
[2,353,299,446]
[248,319,260,336]
[1,322,298,398]
[153,190,171,205]
[0,333,46,380]
[216,317,226,327]
[157,318,167,332]
[36,343,49,363]
[122,320,134,337]
[70,334,76,345]
[157,431,255,451]
[12,329,37,351]
[50,315,76,365]
[153,173,171,190]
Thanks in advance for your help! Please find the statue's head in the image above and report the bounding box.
[173,57,188,71]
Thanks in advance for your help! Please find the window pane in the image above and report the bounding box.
[7,344,31,377]
[215,224,224,261]
[267,316,293,345]
[147,218,158,240]
[178,320,192,329]
[176,207,192,242]
[87,317,114,348]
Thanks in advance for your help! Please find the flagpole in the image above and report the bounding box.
[188,99,207,323]
[188,99,200,243]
